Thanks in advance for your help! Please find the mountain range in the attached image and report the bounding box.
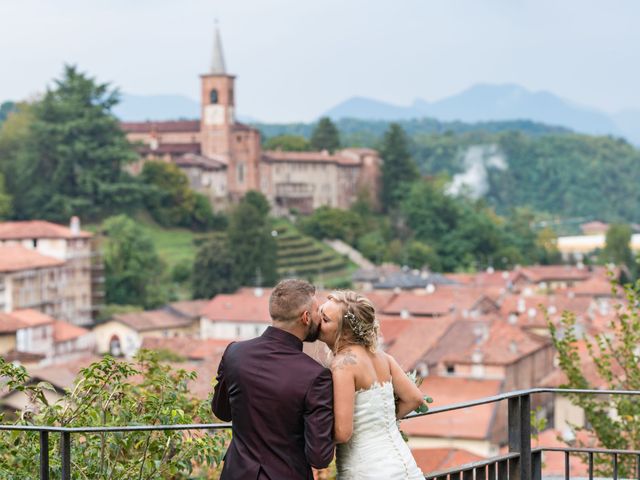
[112,85,640,145]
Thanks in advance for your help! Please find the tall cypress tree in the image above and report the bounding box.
[310,117,341,153]
[380,123,419,211]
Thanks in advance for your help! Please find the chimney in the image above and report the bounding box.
[254,287,264,298]
[70,216,81,236]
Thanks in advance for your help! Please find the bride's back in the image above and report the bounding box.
[346,346,392,392]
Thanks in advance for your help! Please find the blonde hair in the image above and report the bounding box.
[328,290,379,353]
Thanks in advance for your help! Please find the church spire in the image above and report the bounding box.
[210,22,227,75]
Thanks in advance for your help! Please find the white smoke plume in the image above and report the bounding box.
[446,144,507,199]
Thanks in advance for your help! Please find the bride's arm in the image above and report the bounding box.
[330,350,357,444]
[387,353,425,419]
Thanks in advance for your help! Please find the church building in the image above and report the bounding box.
[121,27,381,215]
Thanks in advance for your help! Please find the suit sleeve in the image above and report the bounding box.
[303,368,335,469]
[211,346,232,421]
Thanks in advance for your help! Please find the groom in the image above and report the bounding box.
[212,279,335,480]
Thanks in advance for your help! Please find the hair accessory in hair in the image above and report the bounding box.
[345,310,368,340]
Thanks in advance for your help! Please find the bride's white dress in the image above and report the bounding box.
[336,381,424,479]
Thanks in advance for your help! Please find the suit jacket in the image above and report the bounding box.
[212,326,335,480]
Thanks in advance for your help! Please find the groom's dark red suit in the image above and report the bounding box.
[212,326,335,480]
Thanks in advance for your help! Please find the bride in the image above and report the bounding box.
[318,290,425,479]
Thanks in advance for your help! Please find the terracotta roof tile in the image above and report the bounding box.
[201,288,273,323]
[262,150,361,166]
[138,142,201,155]
[9,309,55,327]
[53,320,90,343]
[0,220,92,239]
[402,376,503,439]
[0,312,28,333]
[120,120,200,133]
[166,300,209,319]
[113,309,195,332]
[0,246,64,272]
[411,448,485,475]
[381,287,491,318]
[439,321,550,366]
[384,316,456,370]
[141,337,233,361]
[514,266,591,283]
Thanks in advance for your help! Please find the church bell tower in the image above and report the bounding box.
[200,24,235,158]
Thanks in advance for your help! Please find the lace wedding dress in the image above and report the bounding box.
[336,381,424,479]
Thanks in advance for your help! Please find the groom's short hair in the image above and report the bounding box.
[269,279,316,323]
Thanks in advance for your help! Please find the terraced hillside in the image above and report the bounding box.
[275,222,355,287]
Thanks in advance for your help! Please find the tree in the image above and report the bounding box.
[0,173,11,219]
[0,101,15,125]
[264,134,310,151]
[192,234,240,299]
[10,65,138,221]
[406,240,441,271]
[227,192,278,286]
[380,123,419,211]
[141,160,215,230]
[242,190,271,217]
[310,117,340,152]
[549,280,640,477]
[103,215,169,308]
[602,224,634,279]
[298,206,365,245]
[0,352,227,478]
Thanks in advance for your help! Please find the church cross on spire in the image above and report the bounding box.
[210,21,227,75]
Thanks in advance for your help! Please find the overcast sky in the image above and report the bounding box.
[1,0,639,122]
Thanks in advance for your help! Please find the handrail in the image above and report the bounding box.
[2,387,640,480]
[405,387,640,419]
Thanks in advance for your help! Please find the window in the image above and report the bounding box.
[445,364,455,375]
[237,163,245,183]
[229,87,234,105]
[209,89,218,104]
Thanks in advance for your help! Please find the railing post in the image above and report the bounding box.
[508,396,521,480]
[61,431,71,480]
[39,430,49,480]
[519,394,532,480]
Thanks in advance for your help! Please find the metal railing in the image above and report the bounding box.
[1,388,639,480]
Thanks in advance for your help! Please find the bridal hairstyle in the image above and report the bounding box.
[328,291,379,353]
[269,279,316,323]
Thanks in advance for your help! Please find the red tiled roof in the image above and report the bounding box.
[9,309,55,327]
[113,309,195,332]
[141,337,233,361]
[138,142,201,155]
[384,316,456,370]
[570,276,620,297]
[120,120,200,134]
[0,246,64,272]
[175,153,227,171]
[0,220,92,240]
[166,300,210,319]
[262,150,361,166]
[412,448,485,475]
[381,287,489,317]
[201,288,273,323]
[53,320,90,343]
[439,321,550,366]
[402,377,503,439]
[0,312,28,333]
[514,266,591,283]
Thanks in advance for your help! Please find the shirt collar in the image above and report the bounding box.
[262,326,303,351]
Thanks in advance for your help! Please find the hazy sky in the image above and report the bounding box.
[1,0,639,122]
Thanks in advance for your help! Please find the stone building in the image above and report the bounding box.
[120,27,381,214]
[0,218,102,325]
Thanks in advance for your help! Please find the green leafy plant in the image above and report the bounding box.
[0,351,228,479]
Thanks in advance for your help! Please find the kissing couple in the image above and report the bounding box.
[212,279,425,479]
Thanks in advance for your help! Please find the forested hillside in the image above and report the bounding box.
[256,119,640,222]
